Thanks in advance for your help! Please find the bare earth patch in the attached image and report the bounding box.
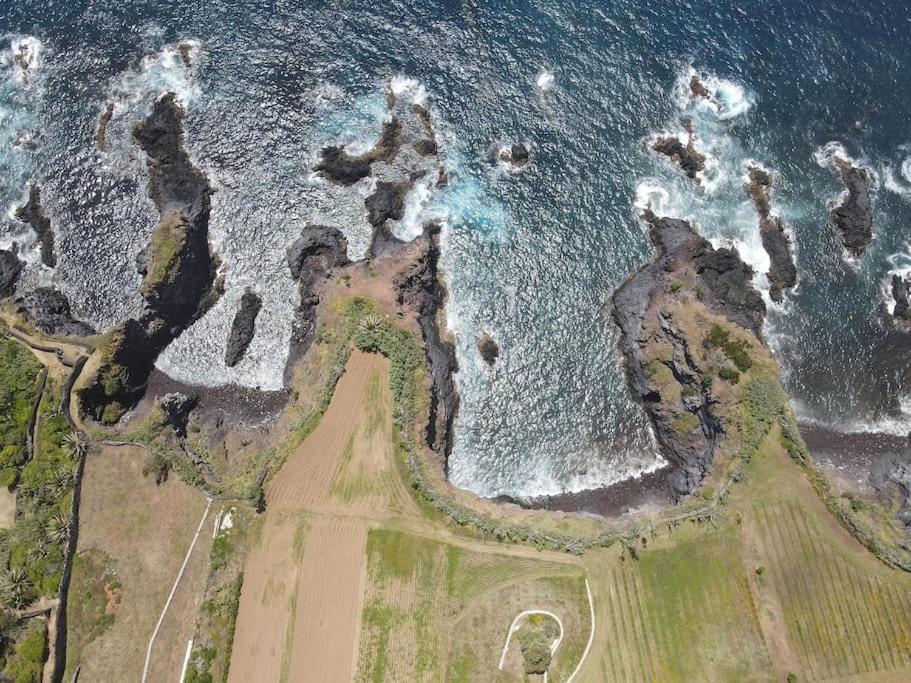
[64,444,212,682]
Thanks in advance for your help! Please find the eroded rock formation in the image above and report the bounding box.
[612,211,766,499]
[0,249,23,298]
[78,93,221,423]
[16,184,55,267]
[653,125,705,181]
[829,156,874,257]
[284,225,349,378]
[15,288,94,337]
[745,166,797,302]
[225,289,262,367]
[891,274,911,328]
[477,333,499,366]
[394,223,458,456]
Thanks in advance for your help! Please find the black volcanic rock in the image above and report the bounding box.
[612,212,766,499]
[413,139,438,157]
[314,118,404,186]
[745,166,797,303]
[493,143,531,169]
[652,132,705,181]
[156,391,197,438]
[79,93,221,424]
[394,223,458,456]
[477,333,499,366]
[871,447,911,526]
[16,287,94,337]
[365,180,410,227]
[829,157,874,257]
[284,225,349,378]
[225,289,262,367]
[16,184,55,267]
[0,250,23,298]
[892,274,911,327]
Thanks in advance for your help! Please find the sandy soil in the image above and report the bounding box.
[0,487,16,529]
[66,445,211,682]
[229,351,384,683]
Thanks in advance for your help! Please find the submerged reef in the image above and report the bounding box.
[745,166,797,302]
[612,211,766,499]
[78,93,221,423]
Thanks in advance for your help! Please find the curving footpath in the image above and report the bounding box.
[498,609,564,683]
[497,576,595,682]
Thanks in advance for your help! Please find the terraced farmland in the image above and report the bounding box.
[592,528,774,682]
[355,529,589,682]
[753,499,911,680]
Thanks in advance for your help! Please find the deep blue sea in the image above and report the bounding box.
[2,0,911,497]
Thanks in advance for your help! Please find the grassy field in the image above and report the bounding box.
[578,429,911,683]
[356,528,589,683]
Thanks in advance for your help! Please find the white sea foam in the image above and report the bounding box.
[675,67,752,120]
[113,40,201,109]
[394,174,434,242]
[633,178,670,214]
[390,74,427,106]
[2,36,43,85]
[535,67,555,91]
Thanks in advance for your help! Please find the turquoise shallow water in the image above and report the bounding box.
[2,1,911,497]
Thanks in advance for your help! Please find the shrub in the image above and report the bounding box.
[669,279,684,292]
[673,412,700,434]
[703,323,752,372]
[718,365,740,384]
[516,628,551,675]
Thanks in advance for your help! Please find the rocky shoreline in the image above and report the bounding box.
[828,155,874,257]
[745,166,797,302]
[611,211,765,499]
[78,93,222,423]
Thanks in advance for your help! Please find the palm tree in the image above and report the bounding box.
[359,314,383,334]
[1,568,33,609]
[46,512,70,545]
[62,431,88,460]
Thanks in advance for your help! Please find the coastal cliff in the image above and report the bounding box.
[394,224,459,458]
[78,93,221,423]
[612,211,768,499]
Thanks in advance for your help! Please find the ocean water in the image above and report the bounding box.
[3,1,911,497]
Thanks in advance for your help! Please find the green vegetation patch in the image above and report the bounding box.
[2,619,47,683]
[703,323,753,372]
[0,338,42,489]
[600,528,773,682]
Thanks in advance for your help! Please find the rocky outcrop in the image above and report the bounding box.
[494,143,530,169]
[871,447,911,526]
[652,126,705,181]
[78,93,221,424]
[0,249,23,298]
[612,211,766,499]
[314,118,404,186]
[94,101,115,151]
[745,166,797,302]
[16,184,55,267]
[394,223,458,456]
[156,391,197,438]
[477,333,499,366]
[284,225,349,378]
[225,289,262,367]
[15,288,94,337]
[366,180,409,227]
[829,156,873,257]
[892,274,911,328]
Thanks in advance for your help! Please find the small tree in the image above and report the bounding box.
[517,628,552,675]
